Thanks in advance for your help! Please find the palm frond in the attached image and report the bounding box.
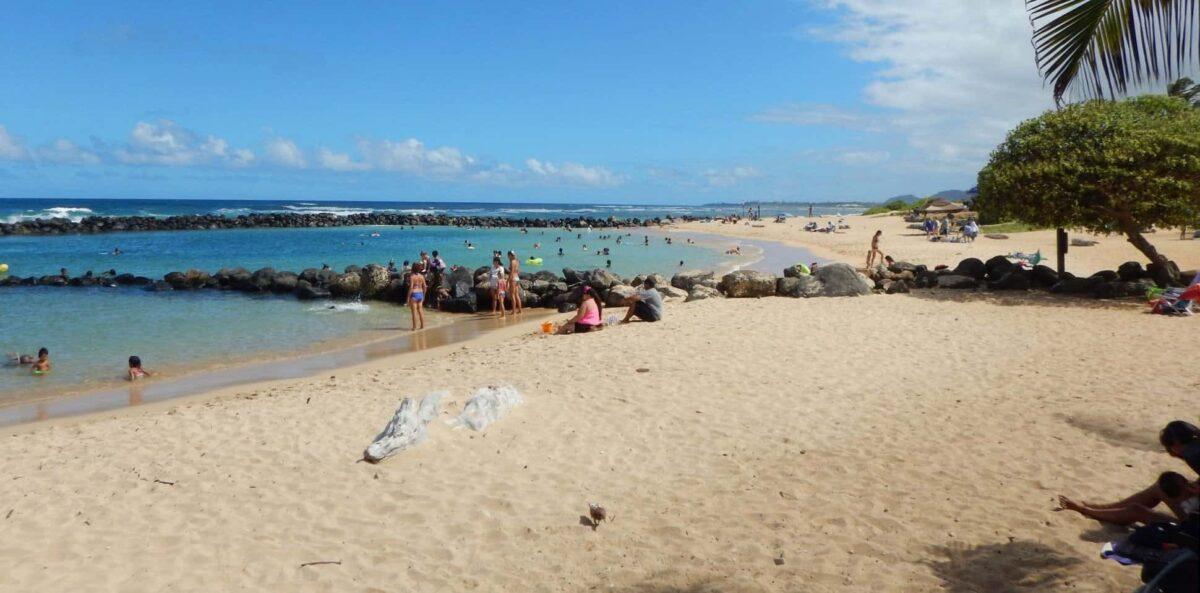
[1027,0,1200,104]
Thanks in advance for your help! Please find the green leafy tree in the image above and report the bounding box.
[1028,1,1199,104]
[1168,77,1200,107]
[976,95,1200,264]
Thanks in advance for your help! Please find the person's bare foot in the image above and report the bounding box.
[1056,495,1084,513]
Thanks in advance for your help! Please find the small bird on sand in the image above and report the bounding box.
[588,502,607,527]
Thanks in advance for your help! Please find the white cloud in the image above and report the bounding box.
[797,0,1054,170]
[36,139,101,165]
[356,138,474,176]
[835,150,889,166]
[316,148,370,172]
[0,125,29,160]
[702,166,762,187]
[116,120,256,167]
[752,104,884,131]
[524,158,621,187]
[264,137,306,168]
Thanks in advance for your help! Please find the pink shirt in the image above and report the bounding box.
[578,300,600,325]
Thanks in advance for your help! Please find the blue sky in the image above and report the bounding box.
[0,1,1062,204]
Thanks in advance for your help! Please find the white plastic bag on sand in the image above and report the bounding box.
[363,392,444,463]
[451,385,522,431]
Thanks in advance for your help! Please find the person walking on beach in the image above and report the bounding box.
[866,230,884,269]
[507,250,522,314]
[489,257,508,317]
[407,262,427,330]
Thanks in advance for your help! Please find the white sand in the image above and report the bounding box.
[678,214,1200,276]
[3,288,1198,591]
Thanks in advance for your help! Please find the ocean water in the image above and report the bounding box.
[0,287,402,403]
[0,198,854,404]
[2,198,835,402]
[0,197,865,224]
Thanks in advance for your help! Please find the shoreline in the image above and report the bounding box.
[1,309,555,432]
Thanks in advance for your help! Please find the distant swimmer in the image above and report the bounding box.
[606,259,611,268]
[112,247,122,255]
[679,260,684,267]
[558,247,564,256]
[127,355,151,381]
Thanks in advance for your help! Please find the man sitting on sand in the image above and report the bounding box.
[621,277,664,323]
[1057,471,1199,526]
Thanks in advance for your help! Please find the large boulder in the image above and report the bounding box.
[1049,276,1103,294]
[445,267,474,299]
[329,272,362,297]
[215,267,251,289]
[988,268,1031,290]
[1116,261,1146,282]
[582,268,621,291]
[1090,270,1119,282]
[1092,280,1151,299]
[685,285,721,302]
[936,274,977,289]
[887,260,918,274]
[270,271,299,293]
[531,270,559,282]
[883,279,911,294]
[1147,260,1182,287]
[672,269,715,291]
[1030,265,1059,289]
[604,284,636,306]
[782,264,813,278]
[983,256,1016,281]
[562,268,581,285]
[359,264,391,298]
[163,271,189,290]
[776,275,823,298]
[294,279,331,300]
[813,263,871,297]
[719,270,777,298]
[952,258,986,280]
[656,285,687,299]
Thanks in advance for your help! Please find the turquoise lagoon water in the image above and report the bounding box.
[0,224,734,401]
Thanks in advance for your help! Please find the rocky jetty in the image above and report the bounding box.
[0,212,697,236]
[4,253,1189,312]
[865,255,1195,299]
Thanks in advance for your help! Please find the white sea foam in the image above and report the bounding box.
[308,301,370,313]
[2,206,96,224]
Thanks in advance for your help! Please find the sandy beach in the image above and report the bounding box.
[678,214,1200,277]
[3,223,1199,592]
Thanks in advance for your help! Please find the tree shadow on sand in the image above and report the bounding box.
[903,288,1145,311]
[926,540,1083,593]
[606,572,767,593]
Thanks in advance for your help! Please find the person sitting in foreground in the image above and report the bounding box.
[1057,471,1199,526]
[1161,420,1200,475]
[32,347,50,375]
[558,286,603,334]
[621,277,664,323]
[127,355,151,381]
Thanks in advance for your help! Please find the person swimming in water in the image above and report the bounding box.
[32,347,50,375]
[127,355,151,381]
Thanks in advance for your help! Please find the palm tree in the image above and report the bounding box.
[1168,77,1200,106]
[1027,1,1199,105]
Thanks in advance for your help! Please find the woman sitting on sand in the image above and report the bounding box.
[558,286,603,334]
[1057,471,1199,526]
